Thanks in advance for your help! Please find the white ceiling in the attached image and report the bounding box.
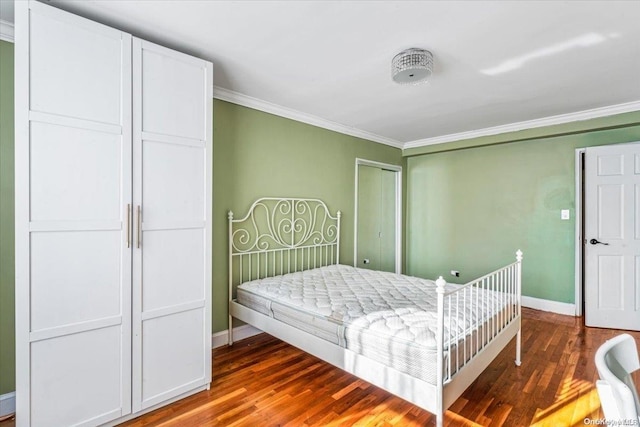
[2,1,640,149]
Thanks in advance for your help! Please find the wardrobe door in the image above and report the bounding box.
[15,2,132,426]
[132,38,212,411]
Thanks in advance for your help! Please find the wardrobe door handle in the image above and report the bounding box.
[126,204,131,248]
[137,205,142,248]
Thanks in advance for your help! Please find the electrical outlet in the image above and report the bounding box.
[561,209,570,220]
[451,270,460,277]
[363,259,370,264]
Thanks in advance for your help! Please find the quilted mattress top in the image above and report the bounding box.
[237,264,498,350]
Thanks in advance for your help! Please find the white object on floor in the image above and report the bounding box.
[595,333,640,422]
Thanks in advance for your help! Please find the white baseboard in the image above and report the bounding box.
[212,324,262,349]
[0,392,15,417]
[522,295,576,316]
[0,20,14,43]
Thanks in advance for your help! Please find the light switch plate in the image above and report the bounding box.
[561,209,570,220]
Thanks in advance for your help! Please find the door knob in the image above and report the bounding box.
[589,238,609,245]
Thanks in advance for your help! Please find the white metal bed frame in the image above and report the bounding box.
[228,197,522,427]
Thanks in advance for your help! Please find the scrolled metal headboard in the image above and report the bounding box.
[228,197,341,300]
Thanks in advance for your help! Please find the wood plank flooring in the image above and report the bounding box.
[2,308,639,426]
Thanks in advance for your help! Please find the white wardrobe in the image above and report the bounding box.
[14,2,212,426]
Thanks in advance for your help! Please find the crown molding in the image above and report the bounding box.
[213,86,640,151]
[404,100,640,149]
[0,20,14,43]
[213,86,404,149]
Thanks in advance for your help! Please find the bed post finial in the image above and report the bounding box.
[435,276,446,292]
[228,211,234,220]
[516,249,523,262]
[337,210,341,218]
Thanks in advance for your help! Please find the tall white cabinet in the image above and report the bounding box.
[14,2,212,426]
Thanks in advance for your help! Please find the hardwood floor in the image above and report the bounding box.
[2,308,639,426]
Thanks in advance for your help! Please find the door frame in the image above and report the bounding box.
[574,148,585,317]
[354,158,403,274]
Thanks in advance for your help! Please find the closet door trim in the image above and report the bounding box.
[353,158,403,273]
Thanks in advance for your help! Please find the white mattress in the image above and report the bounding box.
[237,264,509,384]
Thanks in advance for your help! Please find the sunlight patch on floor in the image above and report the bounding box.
[445,411,484,426]
[530,378,601,427]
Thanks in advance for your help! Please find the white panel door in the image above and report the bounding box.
[132,38,212,411]
[15,2,132,426]
[585,143,640,330]
[356,165,382,270]
[356,164,399,273]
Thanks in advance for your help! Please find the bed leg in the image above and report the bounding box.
[515,329,521,366]
[228,315,234,346]
[436,410,444,427]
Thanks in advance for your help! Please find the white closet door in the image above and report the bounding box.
[15,2,132,426]
[132,39,212,411]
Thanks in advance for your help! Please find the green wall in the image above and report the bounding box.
[212,100,402,331]
[406,117,640,303]
[0,40,15,395]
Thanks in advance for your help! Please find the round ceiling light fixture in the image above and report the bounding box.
[391,48,433,85]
